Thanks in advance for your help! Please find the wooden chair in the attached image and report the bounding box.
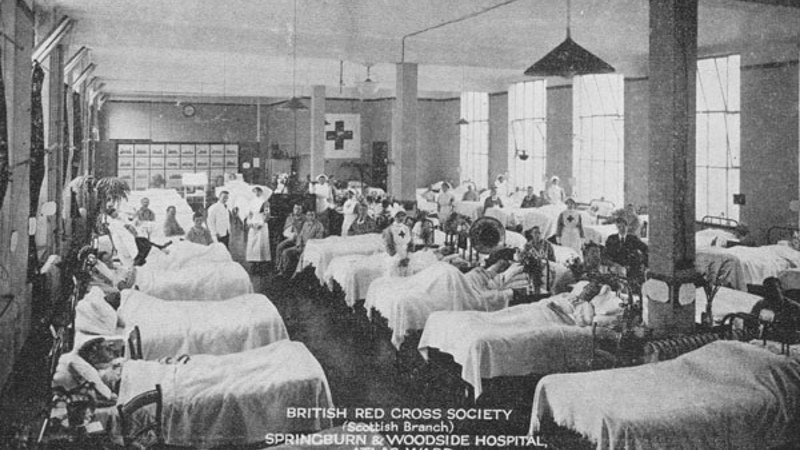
[128,325,142,360]
[117,384,163,448]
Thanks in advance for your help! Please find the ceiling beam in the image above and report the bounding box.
[32,16,72,63]
[735,0,800,7]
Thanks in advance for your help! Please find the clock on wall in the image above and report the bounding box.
[182,103,196,117]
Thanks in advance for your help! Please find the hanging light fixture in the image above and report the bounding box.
[511,120,529,160]
[283,0,307,110]
[356,63,380,98]
[523,0,614,78]
[456,66,469,125]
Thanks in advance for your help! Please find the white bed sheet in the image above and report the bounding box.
[135,261,253,300]
[453,201,484,221]
[419,297,618,399]
[696,244,800,291]
[120,189,194,245]
[694,286,761,325]
[118,290,288,359]
[530,341,800,450]
[143,241,231,272]
[117,340,333,448]
[365,262,511,349]
[324,250,440,307]
[297,233,385,282]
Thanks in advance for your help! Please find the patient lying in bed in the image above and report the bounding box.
[54,338,334,448]
[365,256,528,348]
[418,280,623,398]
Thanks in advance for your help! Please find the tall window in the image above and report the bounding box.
[696,55,740,221]
[459,92,489,188]
[508,81,547,192]
[572,74,624,205]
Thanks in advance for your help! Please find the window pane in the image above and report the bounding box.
[695,55,740,220]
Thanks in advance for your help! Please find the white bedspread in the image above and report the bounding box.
[453,201,484,221]
[696,244,800,291]
[779,267,800,291]
[135,261,253,300]
[530,341,800,450]
[118,290,288,359]
[324,250,440,307]
[118,341,333,448]
[143,241,231,272]
[297,233,385,282]
[120,189,194,246]
[419,297,617,399]
[694,286,761,325]
[365,263,511,348]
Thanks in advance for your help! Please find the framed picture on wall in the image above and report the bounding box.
[324,114,361,159]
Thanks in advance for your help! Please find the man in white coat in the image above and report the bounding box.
[207,191,231,248]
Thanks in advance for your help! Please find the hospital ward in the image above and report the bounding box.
[1,0,800,449]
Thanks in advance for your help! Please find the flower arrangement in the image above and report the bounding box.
[700,258,735,326]
[520,247,545,291]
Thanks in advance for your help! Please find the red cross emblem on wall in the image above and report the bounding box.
[325,120,354,150]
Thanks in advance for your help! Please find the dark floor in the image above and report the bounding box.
[0,239,567,449]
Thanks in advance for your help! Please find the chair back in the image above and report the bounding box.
[128,325,143,360]
[117,384,162,448]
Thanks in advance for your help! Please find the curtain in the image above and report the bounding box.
[0,45,8,212]
[28,63,45,280]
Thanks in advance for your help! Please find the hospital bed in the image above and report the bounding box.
[418,284,762,400]
[529,339,800,450]
[453,201,484,221]
[296,233,385,282]
[418,281,626,399]
[75,287,288,359]
[324,248,442,308]
[56,340,333,448]
[118,188,194,246]
[365,262,528,349]
[695,217,800,291]
[132,258,253,300]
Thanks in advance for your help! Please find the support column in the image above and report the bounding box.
[390,63,418,202]
[48,46,65,255]
[310,85,326,178]
[646,0,698,336]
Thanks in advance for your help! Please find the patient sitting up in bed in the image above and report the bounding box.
[604,217,648,282]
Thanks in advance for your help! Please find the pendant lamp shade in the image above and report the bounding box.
[524,0,614,78]
[524,35,614,78]
[456,117,469,126]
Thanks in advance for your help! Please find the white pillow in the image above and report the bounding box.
[570,280,592,296]
[52,353,116,401]
[591,285,623,316]
[75,287,118,335]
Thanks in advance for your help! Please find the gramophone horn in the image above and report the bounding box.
[469,216,505,254]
